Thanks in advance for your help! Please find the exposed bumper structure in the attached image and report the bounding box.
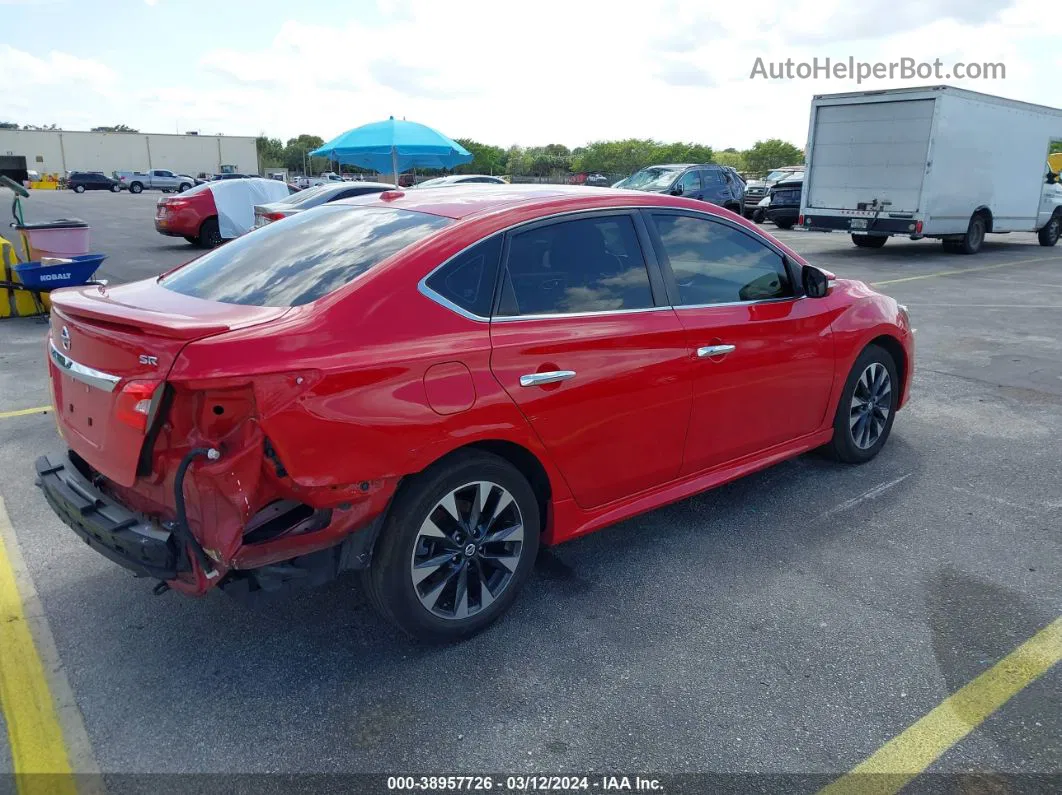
[35,454,183,580]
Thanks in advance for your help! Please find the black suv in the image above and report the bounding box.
[68,172,121,193]
[764,173,804,229]
[618,164,744,214]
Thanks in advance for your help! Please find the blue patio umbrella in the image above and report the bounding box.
[309,117,472,185]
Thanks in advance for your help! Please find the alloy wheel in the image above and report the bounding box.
[849,362,892,449]
[409,481,524,620]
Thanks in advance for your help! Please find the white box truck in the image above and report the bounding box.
[799,85,1062,254]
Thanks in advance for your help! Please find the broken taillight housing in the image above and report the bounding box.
[115,380,163,433]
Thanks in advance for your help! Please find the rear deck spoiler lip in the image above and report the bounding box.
[50,291,291,340]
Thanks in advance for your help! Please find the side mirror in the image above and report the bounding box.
[1047,173,1058,185]
[671,184,683,196]
[803,266,829,298]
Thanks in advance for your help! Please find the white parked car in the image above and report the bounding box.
[413,174,507,188]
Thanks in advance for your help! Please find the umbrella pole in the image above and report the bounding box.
[392,146,399,188]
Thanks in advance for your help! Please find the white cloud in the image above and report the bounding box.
[1,0,1058,151]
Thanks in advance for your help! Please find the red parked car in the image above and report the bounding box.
[38,185,913,642]
[155,178,292,248]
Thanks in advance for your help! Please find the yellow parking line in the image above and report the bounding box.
[0,406,52,421]
[0,497,77,793]
[871,254,1061,287]
[819,616,1062,795]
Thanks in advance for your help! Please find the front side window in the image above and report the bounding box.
[676,171,701,193]
[424,235,502,318]
[161,205,451,307]
[498,215,653,316]
[651,214,793,306]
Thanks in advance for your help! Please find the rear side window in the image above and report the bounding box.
[424,236,502,318]
[161,206,451,307]
[701,169,724,185]
[497,215,653,316]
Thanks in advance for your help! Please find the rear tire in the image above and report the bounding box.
[73,185,85,193]
[852,234,888,248]
[110,184,120,193]
[826,344,899,464]
[1038,215,1060,247]
[361,451,540,643]
[196,217,223,248]
[774,219,794,230]
[952,213,987,254]
[178,182,192,193]
[129,182,143,194]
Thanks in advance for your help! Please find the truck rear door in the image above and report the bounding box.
[806,98,935,214]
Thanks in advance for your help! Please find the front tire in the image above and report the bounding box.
[826,344,899,464]
[1038,215,1060,247]
[110,184,120,193]
[178,182,192,192]
[852,234,888,248]
[73,185,85,193]
[362,451,540,643]
[774,219,794,230]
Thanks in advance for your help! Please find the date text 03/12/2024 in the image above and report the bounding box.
[387,776,664,791]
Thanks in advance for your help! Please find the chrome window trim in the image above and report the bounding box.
[672,295,804,311]
[492,306,674,323]
[49,340,121,392]
[416,205,802,322]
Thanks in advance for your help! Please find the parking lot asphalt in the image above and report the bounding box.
[0,190,1060,790]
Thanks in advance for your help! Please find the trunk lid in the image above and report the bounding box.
[48,278,288,486]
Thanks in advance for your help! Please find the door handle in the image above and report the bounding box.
[697,344,736,358]
[520,370,576,387]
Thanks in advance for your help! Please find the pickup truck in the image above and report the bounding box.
[114,169,195,194]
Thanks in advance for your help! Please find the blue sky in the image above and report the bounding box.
[1,0,1057,149]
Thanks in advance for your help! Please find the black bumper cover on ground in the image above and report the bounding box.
[35,454,182,580]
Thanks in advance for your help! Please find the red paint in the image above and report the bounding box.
[44,186,914,596]
[423,362,476,415]
[154,187,216,240]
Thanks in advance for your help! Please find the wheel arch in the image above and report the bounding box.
[866,333,908,407]
[972,205,993,233]
[419,439,554,538]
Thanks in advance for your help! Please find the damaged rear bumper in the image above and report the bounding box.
[35,454,184,580]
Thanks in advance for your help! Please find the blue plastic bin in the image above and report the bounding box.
[12,254,106,290]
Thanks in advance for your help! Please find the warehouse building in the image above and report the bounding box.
[0,129,258,178]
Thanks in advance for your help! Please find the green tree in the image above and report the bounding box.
[505,145,526,175]
[90,124,137,133]
[743,139,803,175]
[256,135,285,167]
[282,134,327,173]
[454,138,508,175]
[1051,141,1062,154]
[0,121,18,129]
[714,151,747,172]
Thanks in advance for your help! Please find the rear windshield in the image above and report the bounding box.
[160,205,451,307]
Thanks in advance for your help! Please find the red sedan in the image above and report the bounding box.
[38,185,913,642]
[155,178,292,248]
